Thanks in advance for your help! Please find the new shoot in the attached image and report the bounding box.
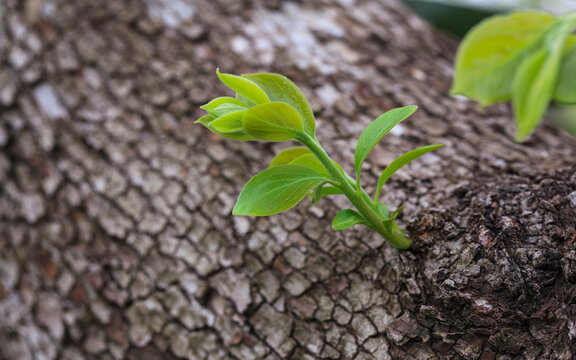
[196,70,443,249]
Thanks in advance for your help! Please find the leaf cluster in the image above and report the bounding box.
[452,11,576,141]
[196,70,443,249]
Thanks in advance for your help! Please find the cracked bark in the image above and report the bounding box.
[1,0,575,359]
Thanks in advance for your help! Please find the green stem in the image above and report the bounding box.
[298,133,411,249]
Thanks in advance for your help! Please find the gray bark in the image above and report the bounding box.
[1,0,575,359]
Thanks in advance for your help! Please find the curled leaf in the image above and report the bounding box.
[217,69,270,105]
[209,111,245,132]
[204,103,247,118]
[196,111,255,141]
[201,96,248,114]
[242,73,316,136]
[243,102,304,142]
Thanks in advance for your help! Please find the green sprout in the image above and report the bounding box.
[452,11,576,141]
[196,70,443,249]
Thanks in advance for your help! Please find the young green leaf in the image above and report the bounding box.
[209,111,245,132]
[243,102,304,141]
[208,125,255,142]
[354,106,417,187]
[242,73,316,136]
[201,97,247,113]
[233,165,328,216]
[374,144,444,201]
[203,103,247,118]
[332,209,366,230]
[389,206,404,220]
[319,186,344,197]
[196,112,255,141]
[195,113,214,126]
[194,113,255,141]
[207,128,255,141]
[290,153,330,178]
[216,69,270,105]
[236,94,256,107]
[554,42,576,104]
[269,147,312,167]
[377,203,389,218]
[452,11,556,105]
[310,184,344,205]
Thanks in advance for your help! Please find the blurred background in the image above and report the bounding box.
[403,0,576,36]
[404,0,576,137]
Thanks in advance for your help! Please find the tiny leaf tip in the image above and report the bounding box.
[216,68,225,81]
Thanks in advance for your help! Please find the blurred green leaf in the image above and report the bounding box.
[512,50,554,141]
[513,16,576,140]
[549,103,576,137]
[554,39,576,104]
[452,11,556,105]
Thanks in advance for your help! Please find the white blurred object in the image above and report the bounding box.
[146,0,196,28]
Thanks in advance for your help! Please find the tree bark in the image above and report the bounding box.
[1,0,575,359]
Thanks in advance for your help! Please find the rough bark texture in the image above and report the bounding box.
[1,0,575,359]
